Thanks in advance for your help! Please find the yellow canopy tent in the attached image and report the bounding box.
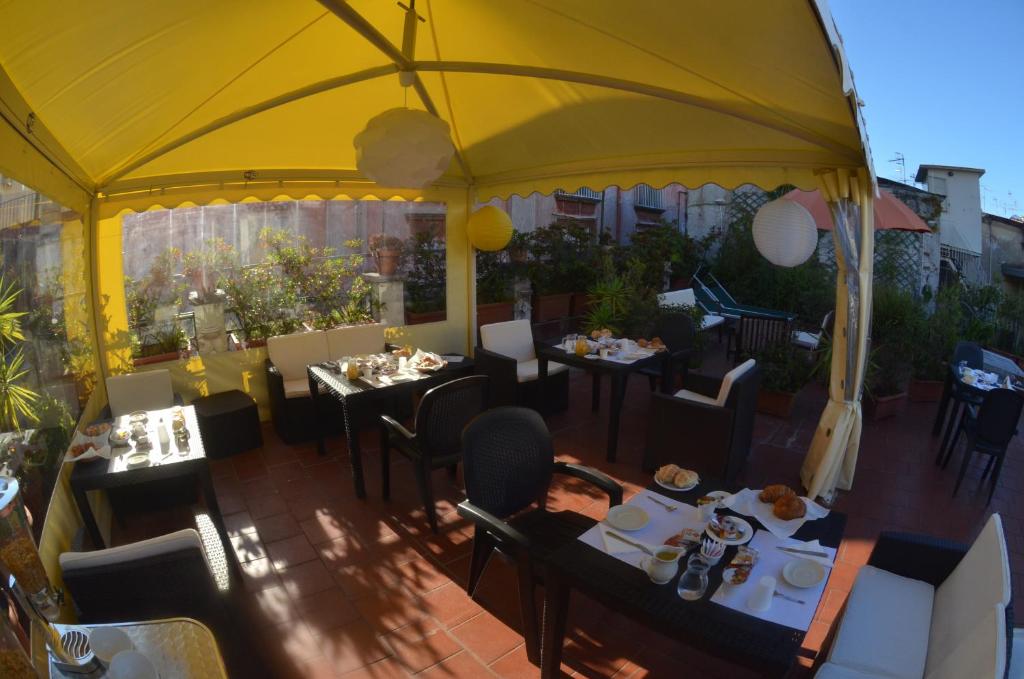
[0,0,873,611]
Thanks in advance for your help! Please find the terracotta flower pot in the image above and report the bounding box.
[375,250,402,276]
[477,301,514,327]
[908,379,944,403]
[756,390,797,419]
[863,391,908,421]
[532,292,572,323]
[405,309,446,325]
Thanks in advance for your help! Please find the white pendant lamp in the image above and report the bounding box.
[751,199,818,267]
[354,108,455,189]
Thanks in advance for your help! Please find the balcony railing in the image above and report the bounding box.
[554,188,602,202]
[633,184,663,210]
[0,193,38,230]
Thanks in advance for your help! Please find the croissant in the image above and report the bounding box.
[772,495,806,520]
[759,484,796,503]
[655,464,681,484]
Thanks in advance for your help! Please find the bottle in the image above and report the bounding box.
[157,419,170,453]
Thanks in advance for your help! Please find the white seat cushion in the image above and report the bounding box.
[657,288,696,307]
[714,359,755,406]
[815,662,888,679]
[792,330,821,350]
[105,369,175,418]
[60,529,205,571]
[701,314,725,331]
[925,604,1006,679]
[516,359,568,384]
[267,330,329,381]
[829,565,934,679]
[926,514,1011,675]
[673,389,718,406]
[283,378,312,399]
[1008,627,1023,679]
[480,319,536,362]
[325,323,385,359]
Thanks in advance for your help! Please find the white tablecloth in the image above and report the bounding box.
[710,531,835,631]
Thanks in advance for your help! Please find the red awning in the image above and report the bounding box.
[782,189,932,233]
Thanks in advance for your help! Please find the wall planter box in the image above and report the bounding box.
[405,309,446,326]
[570,292,593,317]
[909,379,944,403]
[133,351,181,367]
[863,391,908,421]
[532,293,572,323]
[477,301,514,328]
[670,277,693,291]
[756,389,798,419]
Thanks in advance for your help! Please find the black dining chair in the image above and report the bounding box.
[380,375,489,533]
[640,311,696,391]
[457,407,622,664]
[947,388,1023,504]
[932,342,984,464]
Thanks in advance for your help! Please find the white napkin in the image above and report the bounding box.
[721,488,829,539]
[599,523,648,554]
[63,443,111,464]
[773,537,835,569]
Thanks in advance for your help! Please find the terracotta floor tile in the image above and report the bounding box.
[318,619,393,675]
[318,533,377,568]
[302,511,361,545]
[239,556,282,592]
[223,510,257,536]
[299,655,344,679]
[354,590,430,635]
[251,584,297,624]
[385,627,462,674]
[295,587,362,635]
[247,492,289,520]
[338,657,410,679]
[278,558,337,599]
[416,650,494,677]
[266,534,319,569]
[333,562,405,601]
[418,582,483,627]
[254,512,303,543]
[490,644,569,679]
[450,611,524,665]
[396,557,451,595]
[230,532,267,563]
[276,620,322,663]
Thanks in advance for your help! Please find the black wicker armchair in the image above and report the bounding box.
[639,311,696,391]
[815,514,1012,679]
[475,319,569,412]
[381,375,489,533]
[643,360,761,482]
[457,407,622,664]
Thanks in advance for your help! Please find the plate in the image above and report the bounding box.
[127,411,148,425]
[605,505,650,531]
[782,559,826,588]
[722,567,752,586]
[654,476,698,492]
[126,452,151,469]
[704,516,753,546]
[697,490,731,507]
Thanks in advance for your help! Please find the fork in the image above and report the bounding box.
[646,495,678,512]
[774,591,805,605]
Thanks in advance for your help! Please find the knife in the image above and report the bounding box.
[777,546,829,559]
[604,530,654,556]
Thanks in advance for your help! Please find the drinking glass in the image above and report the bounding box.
[677,554,710,601]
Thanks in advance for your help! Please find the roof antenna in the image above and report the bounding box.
[888,152,906,184]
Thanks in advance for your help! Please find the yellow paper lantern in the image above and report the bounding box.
[467,206,514,251]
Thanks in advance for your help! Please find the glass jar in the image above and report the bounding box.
[677,554,710,601]
[574,337,589,357]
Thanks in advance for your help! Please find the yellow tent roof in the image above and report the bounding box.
[0,0,873,200]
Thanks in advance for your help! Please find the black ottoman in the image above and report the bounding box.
[192,390,262,459]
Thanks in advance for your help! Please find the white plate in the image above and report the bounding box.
[698,490,731,507]
[654,476,698,492]
[605,504,650,531]
[782,558,826,588]
[126,452,151,469]
[704,516,753,546]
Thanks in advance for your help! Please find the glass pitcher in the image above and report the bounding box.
[677,554,710,601]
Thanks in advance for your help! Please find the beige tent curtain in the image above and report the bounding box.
[801,168,874,500]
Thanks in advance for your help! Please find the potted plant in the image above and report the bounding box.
[183,239,236,354]
[476,250,514,327]
[0,277,38,433]
[528,223,575,323]
[132,324,188,366]
[864,285,919,419]
[563,221,598,317]
[508,230,530,264]
[753,341,812,418]
[369,234,404,277]
[910,286,959,402]
[221,263,301,346]
[404,229,446,325]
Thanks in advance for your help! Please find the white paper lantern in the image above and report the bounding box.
[751,199,818,267]
[353,108,455,188]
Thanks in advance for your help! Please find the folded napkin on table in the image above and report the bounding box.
[720,488,829,539]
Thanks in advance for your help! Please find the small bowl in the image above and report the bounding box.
[109,650,158,679]
[782,559,826,588]
[127,411,149,425]
[89,627,133,664]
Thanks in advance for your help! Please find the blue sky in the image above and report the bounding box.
[831,0,1024,217]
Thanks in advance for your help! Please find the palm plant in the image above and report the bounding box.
[0,276,37,430]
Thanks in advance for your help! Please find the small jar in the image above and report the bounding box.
[574,337,589,357]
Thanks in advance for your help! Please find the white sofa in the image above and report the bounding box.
[657,288,725,332]
[817,514,1011,679]
[265,324,386,442]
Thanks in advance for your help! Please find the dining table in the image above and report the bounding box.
[307,354,474,499]
[539,479,846,677]
[937,361,1023,462]
[68,406,233,573]
[534,339,672,462]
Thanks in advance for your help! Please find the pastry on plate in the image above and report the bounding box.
[773,494,807,520]
[708,515,743,541]
[664,528,702,549]
[672,468,699,488]
[758,484,796,503]
[654,464,681,484]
